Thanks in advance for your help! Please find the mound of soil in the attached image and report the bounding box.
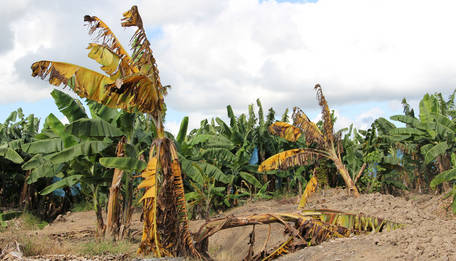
[1,188,454,260]
[194,189,455,261]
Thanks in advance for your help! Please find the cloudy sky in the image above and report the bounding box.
[1,0,456,134]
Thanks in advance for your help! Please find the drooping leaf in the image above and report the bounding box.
[239,171,262,189]
[424,142,448,165]
[0,147,23,164]
[430,168,456,189]
[40,175,83,195]
[259,149,316,172]
[31,61,164,117]
[390,115,420,127]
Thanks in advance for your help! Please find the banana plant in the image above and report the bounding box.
[258,84,360,197]
[389,92,456,191]
[22,90,126,235]
[30,6,198,257]
[0,109,40,208]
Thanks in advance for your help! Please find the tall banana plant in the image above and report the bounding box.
[258,84,360,198]
[30,6,198,257]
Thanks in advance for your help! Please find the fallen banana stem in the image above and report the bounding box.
[195,209,402,260]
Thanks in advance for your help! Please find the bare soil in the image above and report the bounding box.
[1,188,455,260]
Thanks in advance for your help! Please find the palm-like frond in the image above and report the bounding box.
[268,122,302,142]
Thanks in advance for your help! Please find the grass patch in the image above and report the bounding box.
[79,240,136,256]
[0,233,70,257]
[20,212,48,230]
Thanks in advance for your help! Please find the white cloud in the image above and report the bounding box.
[151,0,456,118]
[2,0,456,131]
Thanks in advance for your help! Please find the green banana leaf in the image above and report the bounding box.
[99,157,146,171]
[240,171,262,189]
[40,175,84,195]
[65,118,123,138]
[424,142,448,165]
[51,89,88,122]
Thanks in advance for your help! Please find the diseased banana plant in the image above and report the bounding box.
[30,6,199,258]
[258,84,360,201]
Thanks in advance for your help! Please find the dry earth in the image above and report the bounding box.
[1,188,455,261]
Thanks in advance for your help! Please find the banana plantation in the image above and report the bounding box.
[1,5,455,261]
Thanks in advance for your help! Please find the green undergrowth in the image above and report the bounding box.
[21,212,48,230]
[79,240,136,256]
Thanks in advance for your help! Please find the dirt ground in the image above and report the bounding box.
[1,188,455,260]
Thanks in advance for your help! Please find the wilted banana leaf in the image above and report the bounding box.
[31,61,164,117]
[297,175,318,209]
[195,210,402,260]
[258,149,309,172]
[268,122,302,142]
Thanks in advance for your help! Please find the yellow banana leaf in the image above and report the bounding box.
[258,149,307,172]
[297,175,318,209]
[84,15,138,73]
[268,122,302,142]
[292,107,325,146]
[31,61,164,117]
[86,43,138,79]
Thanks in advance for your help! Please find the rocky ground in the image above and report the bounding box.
[1,188,455,260]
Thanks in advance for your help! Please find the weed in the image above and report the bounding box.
[21,212,48,230]
[79,240,136,256]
